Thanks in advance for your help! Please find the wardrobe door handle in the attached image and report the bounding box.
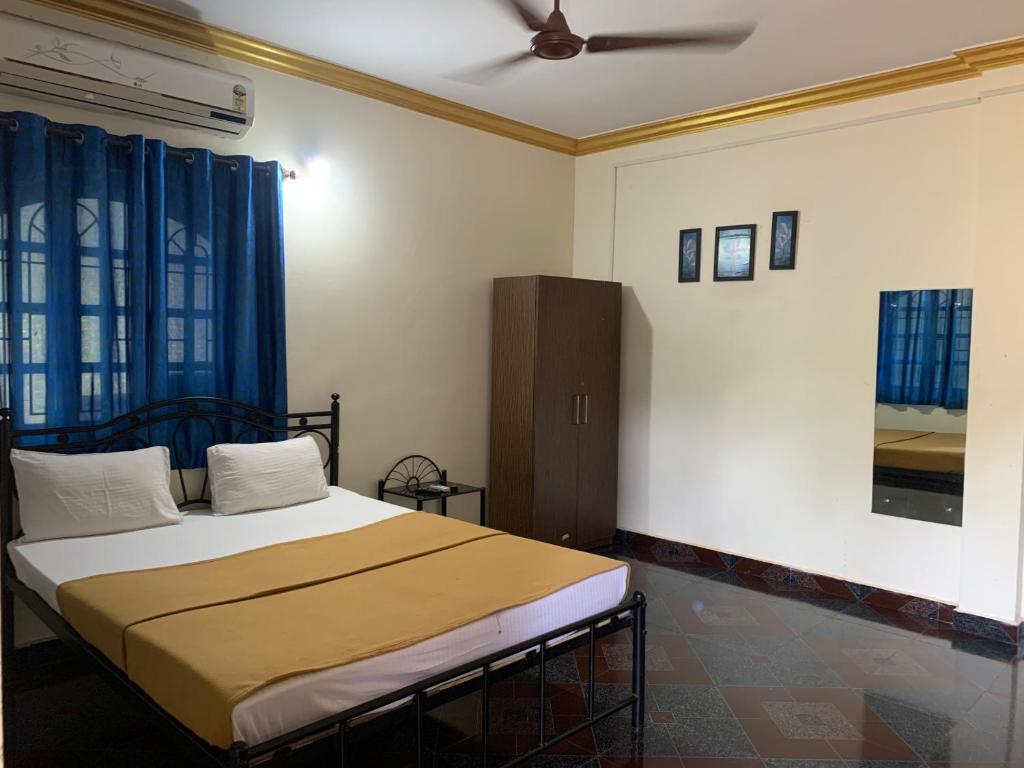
[571,394,580,425]
[582,395,589,425]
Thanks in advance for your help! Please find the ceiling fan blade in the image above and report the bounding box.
[446,51,535,85]
[495,0,546,31]
[585,24,755,54]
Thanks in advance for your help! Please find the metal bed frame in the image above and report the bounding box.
[0,395,647,767]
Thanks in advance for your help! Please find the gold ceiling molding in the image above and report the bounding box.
[575,38,1024,155]
[18,0,1024,158]
[20,0,579,155]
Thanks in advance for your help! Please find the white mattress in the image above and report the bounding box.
[8,487,629,745]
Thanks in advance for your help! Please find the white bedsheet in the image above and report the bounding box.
[8,487,629,745]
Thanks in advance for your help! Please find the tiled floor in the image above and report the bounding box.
[8,542,1024,767]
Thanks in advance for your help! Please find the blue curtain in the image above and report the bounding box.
[0,111,287,466]
[876,289,972,410]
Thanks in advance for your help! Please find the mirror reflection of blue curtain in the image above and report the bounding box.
[876,289,972,410]
[0,111,287,466]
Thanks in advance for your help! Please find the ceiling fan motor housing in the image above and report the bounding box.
[530,30,585,59]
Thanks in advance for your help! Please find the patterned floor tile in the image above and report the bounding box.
[593,721,679,758]
[665,718,758,758]
[737,717,842,760]
[742,636,845,689]
[842,648,930,677]
[760,701,862,740]
[651,685,734,719]
[720,686,796,719]
[785,687,881,723]
[826,720,921,762]
[605,644,676,672]
[687,636,783,687]
[879,713,1010,764]
[699,605,761,627]
[862,688,986,725]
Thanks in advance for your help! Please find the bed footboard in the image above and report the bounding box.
[228,590,648,768]
[5,570,646,768]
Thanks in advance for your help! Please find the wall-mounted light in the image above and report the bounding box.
[306,156,330,183]
[284,155,332,210]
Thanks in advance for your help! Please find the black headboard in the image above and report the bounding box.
[0,394,340,554]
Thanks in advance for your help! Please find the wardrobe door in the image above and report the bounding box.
[575,282,621,548]
[489,277,540,538]
[532,277,584,547]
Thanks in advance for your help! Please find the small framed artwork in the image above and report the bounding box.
[714,224,756,281]
[678,228,701,282]
[770,210,799,270]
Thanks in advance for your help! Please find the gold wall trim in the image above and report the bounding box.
[576,39,1024,155]
[18,0,1024,158]
[20,0,579,155]
[957,37,1024,71]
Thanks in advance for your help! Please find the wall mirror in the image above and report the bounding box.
[872,289,972,526]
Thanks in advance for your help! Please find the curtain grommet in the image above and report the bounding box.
[6,118,18,133]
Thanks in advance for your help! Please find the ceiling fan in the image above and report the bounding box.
[453,0,756,84]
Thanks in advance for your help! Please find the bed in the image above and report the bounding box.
[0,395,646,768]
[873,428,966,495]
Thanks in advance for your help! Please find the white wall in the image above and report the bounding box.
[1,1,575,643]
[575,66,1024,621]
[875,405,967,434]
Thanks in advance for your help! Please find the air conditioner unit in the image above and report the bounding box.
[0,14,254,137]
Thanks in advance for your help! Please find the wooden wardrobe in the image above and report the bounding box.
[489,275,621,550]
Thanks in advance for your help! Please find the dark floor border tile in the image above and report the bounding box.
[616,529,1023,649]
[952,611,1020,644]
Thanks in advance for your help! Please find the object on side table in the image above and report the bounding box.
[377,454,486,525]
[489,275,621,550]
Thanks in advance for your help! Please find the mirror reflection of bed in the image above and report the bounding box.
[872,289,972,527]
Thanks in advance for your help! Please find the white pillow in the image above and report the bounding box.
[206,435,328,516]
[11,446,183,542]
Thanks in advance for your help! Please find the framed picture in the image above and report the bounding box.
[678,228,701,282]
[714,224,756,281]
[770,210,799,270]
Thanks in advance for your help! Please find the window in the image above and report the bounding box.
[19,203,47,426]
[165,220,215,392]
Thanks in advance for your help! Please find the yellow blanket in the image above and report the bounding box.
[56,513,626,749]
[58,513,499,667]
[874,430,966,473]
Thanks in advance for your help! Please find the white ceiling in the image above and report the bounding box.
[143,0,1024,137]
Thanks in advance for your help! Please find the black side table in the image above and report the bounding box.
[376,455,486,525]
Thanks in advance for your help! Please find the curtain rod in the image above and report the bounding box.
[0,117,294,178]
